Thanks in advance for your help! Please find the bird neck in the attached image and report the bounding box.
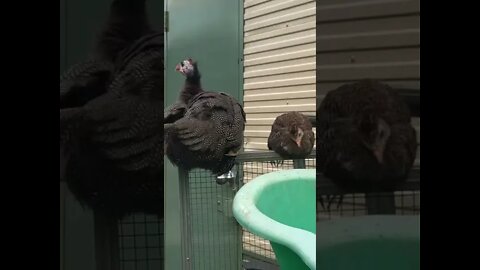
[186,71,201,86]
[181,73,203,103]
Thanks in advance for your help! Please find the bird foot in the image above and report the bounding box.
[318,195,344,212]
[224,150,239,157]
[269,160,284,167]
[216,170,236,184]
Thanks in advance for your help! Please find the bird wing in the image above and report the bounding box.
[114,33,164,74]
[220,93,246,154]
[172,116,221,153]
[80,92,164,172]
[76,42,164,172]
[60,60,112,109]
[388,124,418,168]
[172,92,237,153]
[164,102,186,124]
[267,126,288,151]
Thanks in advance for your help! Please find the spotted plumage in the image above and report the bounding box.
[165,59,246,177]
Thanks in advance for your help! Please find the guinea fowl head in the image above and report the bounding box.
[289,125,304,147]
[175,58,198,78]
[358,115,391,164]
[176,58,202,103]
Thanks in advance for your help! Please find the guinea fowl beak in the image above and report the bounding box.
[295,137,302,147]
[175,64,182,73]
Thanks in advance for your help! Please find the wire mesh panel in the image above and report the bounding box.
[179,168,242,270]
[241,161,293,263]
[394,190,420,215]
[305,158,316,169]
[117,214,164,270]
[317,167,420,221]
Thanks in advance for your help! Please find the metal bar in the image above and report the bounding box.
[317,167,420,195]
[94,211,120,270]
[236,159,245,269]
[60,183,66,270]
[178,168,193,270]
[236,149,316,162]
[365,192,396,215]
[293,159,306,169]
[243,251,279,268]
[164,160,183,269]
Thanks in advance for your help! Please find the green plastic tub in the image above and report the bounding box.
[233,169,316,270]
[317,215,420,270]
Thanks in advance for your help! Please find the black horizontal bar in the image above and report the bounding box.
[236,149,316,162]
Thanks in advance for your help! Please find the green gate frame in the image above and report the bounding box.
[163,0,244,269]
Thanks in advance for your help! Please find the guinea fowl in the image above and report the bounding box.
[164,59,246,183]
[316,79,418,210]
[60,0,165,218]
[268,111,315,159]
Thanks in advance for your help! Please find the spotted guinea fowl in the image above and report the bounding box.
[60,0,165,218]
[268,112,315,159]
[164,59,246,182]
[316,79,418,210]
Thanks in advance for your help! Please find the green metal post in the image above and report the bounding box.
[164,0,243,268]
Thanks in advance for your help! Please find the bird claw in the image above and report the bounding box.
[318,194,344,212]
[269,160,284,167]
[318,196,327,211]
[216,170,236,184]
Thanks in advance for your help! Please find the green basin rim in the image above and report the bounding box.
[232,169,316,270]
